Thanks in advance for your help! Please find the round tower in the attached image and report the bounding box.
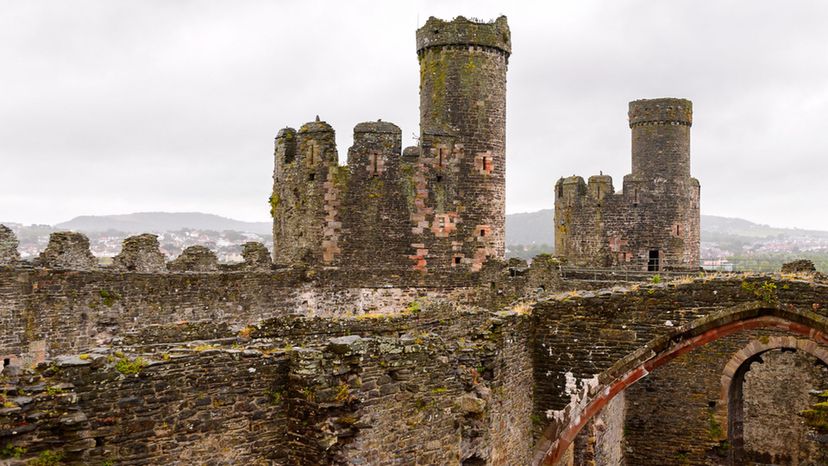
[415,16,511,267]
[629,98,692,180]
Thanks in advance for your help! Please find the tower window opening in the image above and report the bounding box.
[437,147,445,168]
[648,249,660,271]
[436,174,443,182]
[369,153,380,177]
[309,148,315,165]
[482,156,492,174]
[633,189,639,206]
[480,229,486,237]
[308,173,315,181]
[2,358,10,368]
[676,224,681,236]
[454,256,461,264]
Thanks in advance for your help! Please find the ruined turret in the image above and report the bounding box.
[555,98,700,271]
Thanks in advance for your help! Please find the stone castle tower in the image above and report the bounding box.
[555,98,700,270]
[271,16,510,275]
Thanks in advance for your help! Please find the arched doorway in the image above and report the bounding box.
[719,337,828,465]
[533,305,828,466]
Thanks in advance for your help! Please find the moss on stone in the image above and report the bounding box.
[115,357,147,375]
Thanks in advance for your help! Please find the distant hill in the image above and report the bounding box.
[504,210,828,246]
[55,212,271,235]
[45,210,828,245]
[700,215,828,239]
[505,209,554,245]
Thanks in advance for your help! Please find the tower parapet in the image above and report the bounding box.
[416,16,511,55]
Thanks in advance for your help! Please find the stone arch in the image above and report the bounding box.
[716,336,828,463]
[532,302,828,466]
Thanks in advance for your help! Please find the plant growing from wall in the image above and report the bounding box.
[740,280,778,304]
[28,450,64,466]
[1,443,26,459]
[115,357,147,375]
[800,390,828,433]
[99,289,120,307]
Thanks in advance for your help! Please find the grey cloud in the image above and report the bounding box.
[1,0,826,230]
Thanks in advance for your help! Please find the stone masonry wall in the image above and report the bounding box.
[741,349,827,464]
[1,302,537,466]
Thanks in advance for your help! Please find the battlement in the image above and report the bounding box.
[416,15,511,55]
[0,226,274,274]
[628,98,692,127]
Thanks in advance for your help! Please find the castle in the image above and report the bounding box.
[0,15,826,466]
[271,16,510,274]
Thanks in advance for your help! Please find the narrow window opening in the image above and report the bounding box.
[633,189,639,206]
[437,147,445,168]
[436,174,443,182]
[482,156,492,173]
[3,358,10,367]
[648,249,660,271]
[309,146,315,166]
[369,153,380,177]
[454,256,461,264]
[308,173,315,181]
[676,224,681,236]
[479,229,486,237]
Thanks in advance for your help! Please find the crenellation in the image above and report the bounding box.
[239,241,272,271]
[0,224,20,265]
[36,231,97,270]
[112,233,167,273]
[167,245,219,272]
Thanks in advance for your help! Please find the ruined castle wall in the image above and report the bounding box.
[334,122,415,272]
[531,278,827,414]
[624,331,827,465]
[1,303,537,466]
[487,313,535,465]
[0,266,494,366]
[530,278,828,465]
[0,351,291,465]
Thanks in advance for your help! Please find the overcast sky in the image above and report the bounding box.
[2,0,827,230]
